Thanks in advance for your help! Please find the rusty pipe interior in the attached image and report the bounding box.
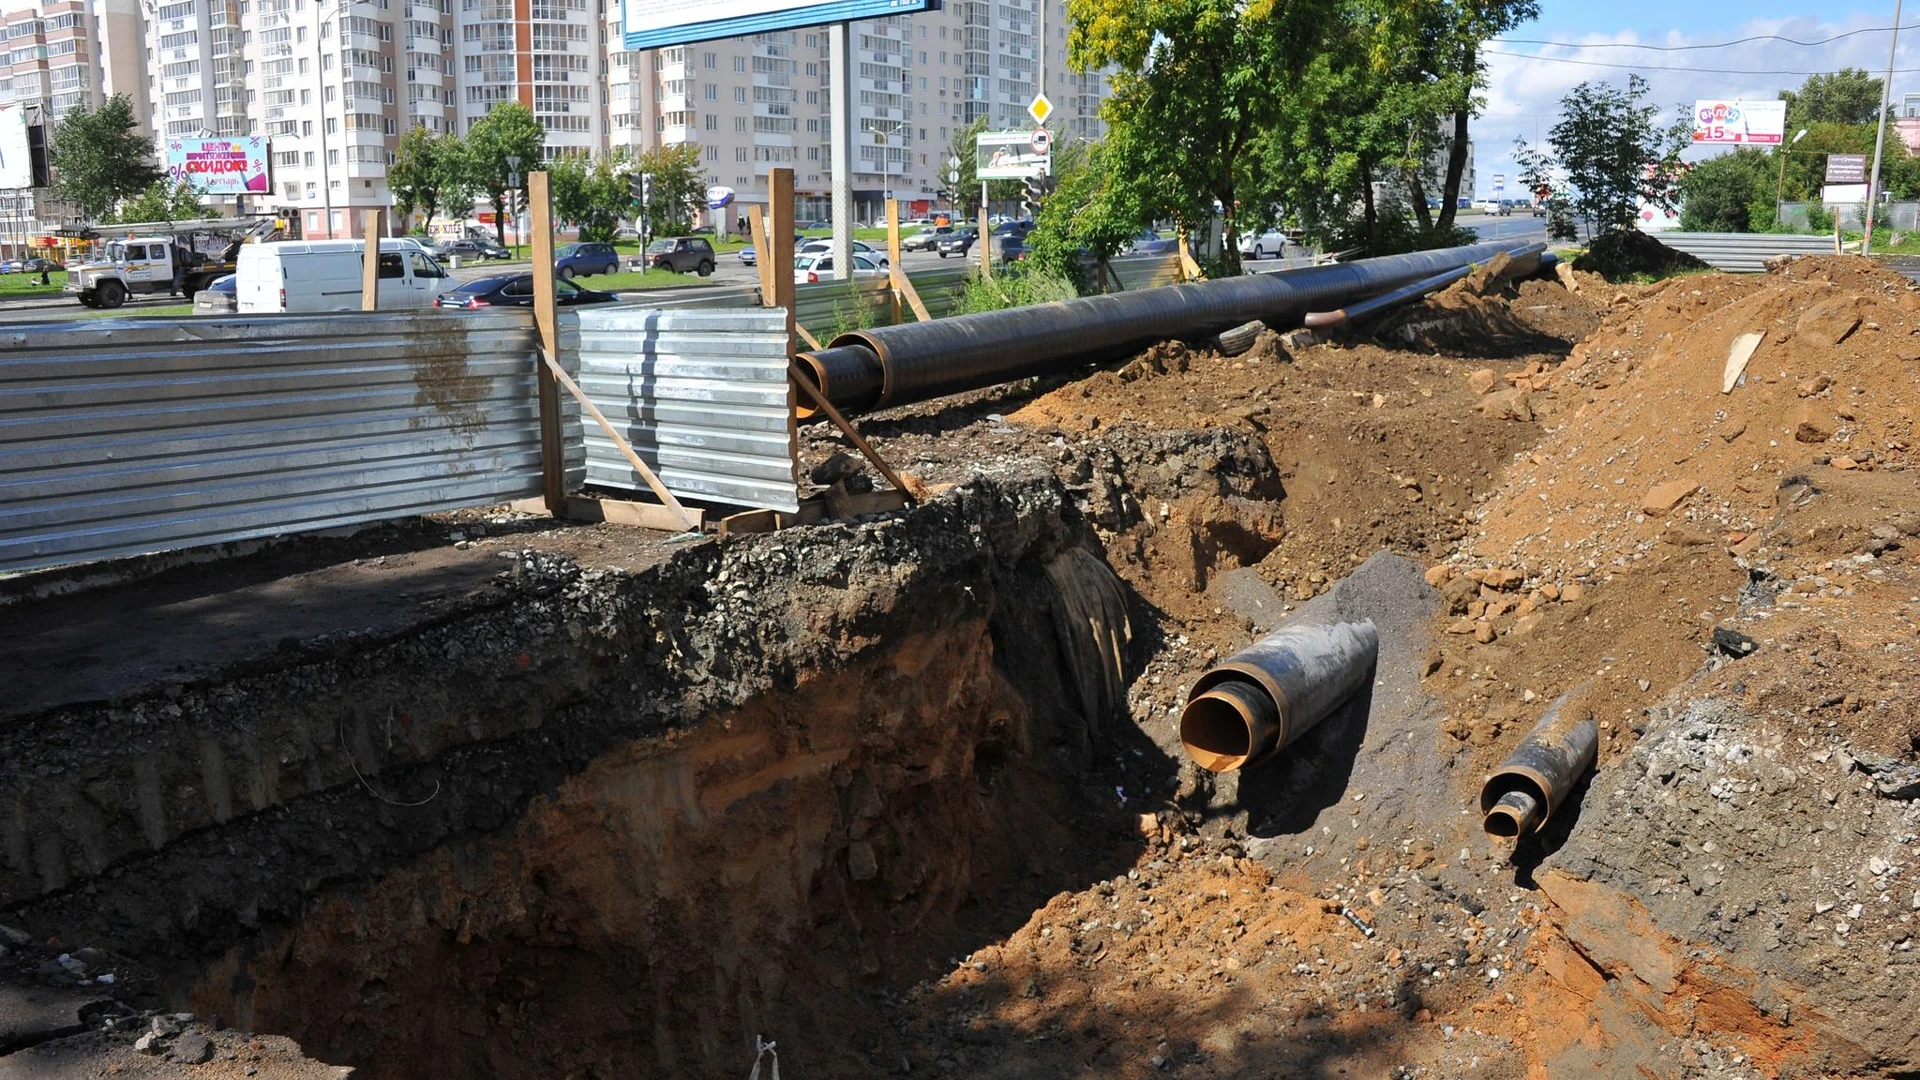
[1478,692,1598,837]
[1178,621,1379,774]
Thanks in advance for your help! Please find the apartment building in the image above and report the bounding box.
[607,0,1109,226]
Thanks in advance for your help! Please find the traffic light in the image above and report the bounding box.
[1021,172,1055,218]
[627,172,654,206]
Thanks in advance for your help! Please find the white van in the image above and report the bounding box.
[236,239,453,313]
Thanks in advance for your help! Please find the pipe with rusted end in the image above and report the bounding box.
[1179,621,1379,773]
[1479,693,1598,837]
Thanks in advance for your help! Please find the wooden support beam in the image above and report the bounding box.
[886,197,903,325]
[528,172,567,516]
[890,266,931,323]
[748,204,774,304]
[978,205,991,280]
[537,348,701,532]
[786,356,914,506]
[795,322,823,351]
[768,167,796,355]
[359,209,382,311]
[509,496,705,533]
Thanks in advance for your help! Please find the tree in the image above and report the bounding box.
[633,143,705,235]
[1679,148,1770,232]
[549,150,631,243]
[1513,76,1691,241]
[390,125,449,234]
[460,103,546,245]
[945,117,1020,217]
[1780,68,1882,129]
[1026,140,1138,289]
[48,95,162,222]
[111,179,205,224]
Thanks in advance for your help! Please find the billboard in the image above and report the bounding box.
[0,104,33,189]
[1692,100,1787,145]
[1825,154,1868,184]
[976,129,1048,180]
[165,136,270,196]
[625,0,938,50]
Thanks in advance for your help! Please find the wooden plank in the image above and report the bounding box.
[786,356,914,505]
[769,167,796,355]
[795,322,824,351]
[359,209,381,311]
[748,204,774,304]
[1178,232,1203,281]
[537,348,701,532]
[567,496,703,532]
[528,172,567,516]
[890,266,932,323]
[886,197,903,325]
[979,205,991,280]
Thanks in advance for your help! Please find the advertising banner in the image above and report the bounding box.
[625,0,938,50]
[976,130,1048,180]
[1691,100,1787,145]
[0,104,33,189]
[165,136,270,195]
[1825,154,1868,184]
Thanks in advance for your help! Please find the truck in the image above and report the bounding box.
[63,218,280,309]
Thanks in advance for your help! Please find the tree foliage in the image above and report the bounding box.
[1780,68,1883,129]
[1678,148,1771,232]
[389,126,455,233]
[1025,140,1138,288]
[1513,76,1691,241]
[49,95,162,222]
[548,151,634,242]
[633,143,706,235]
[111,179,205,225]
[460,103,546,244]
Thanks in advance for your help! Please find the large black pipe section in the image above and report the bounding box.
[1178,621,1379,773]
[1478,693,1598,837]
[1302,266,1472,330]
[798,241,1526,415]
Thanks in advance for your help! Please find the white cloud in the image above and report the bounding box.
[1472,13,1913,193]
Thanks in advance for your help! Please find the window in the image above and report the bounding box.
[732,55,744,71]
[733,86,744,103]
[703,83,715,100]
[705,145,716,161]
[734,116,746,132]
[702,50,715,67]
[376,252,404,279]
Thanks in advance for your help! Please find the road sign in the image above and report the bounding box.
[947,155,960,169]
[1027,92,1053,127]
[946,169,959,185]
[1827,154,1868,184]
[1029,129,1052,155]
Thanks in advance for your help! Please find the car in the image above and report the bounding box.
[636,236,717,276]
[796,238,887,266]
[1123,230,1180,256]
[1479,199,1510,216]
[799,219,833,230]
[901,226,952,252]
[193,272,237,314]
[432,273,620,309]
[995,232,1030,262]
[737,235,807,267]
[434,238,511,262]
[1237,228,1287,260]
[793,252,887,284]
[936,228,980,257]
[554,241,620,279]
[991,219,1034,237]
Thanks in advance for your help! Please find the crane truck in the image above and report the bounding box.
[63,218,281,309]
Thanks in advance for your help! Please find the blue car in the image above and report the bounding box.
[553,242,619,279]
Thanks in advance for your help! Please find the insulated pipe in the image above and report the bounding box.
[1302,266,1473,330]
[1179,621,1380,773]
[798,242,1529,415]
[1479,694,1599,837]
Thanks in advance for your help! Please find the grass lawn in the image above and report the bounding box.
[73,304,195,319]
[592,268,710,291]
[0,271,66,297]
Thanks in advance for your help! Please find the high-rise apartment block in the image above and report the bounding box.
[0,0,1108,236]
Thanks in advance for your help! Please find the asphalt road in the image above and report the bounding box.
[1464,215,1550,246]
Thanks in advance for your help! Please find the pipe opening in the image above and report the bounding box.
[1179,680,1277,773]
[794,354,829,420]
[1480,779,1548,837]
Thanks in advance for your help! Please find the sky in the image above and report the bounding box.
[1474,1,1916,195]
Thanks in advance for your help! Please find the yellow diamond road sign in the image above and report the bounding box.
[1027,92,1053,127]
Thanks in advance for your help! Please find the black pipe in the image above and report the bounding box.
[1179,621,1379,773]
[798,242,1531,415]
[1302,266,1473,330]
[1478,693,1598,837]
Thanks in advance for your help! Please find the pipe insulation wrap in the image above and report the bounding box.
[1478,693,1599,837]
[799,241,1539,415]
[1179,621,1380,773]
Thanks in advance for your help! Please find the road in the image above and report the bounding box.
[1463,215,1549,246]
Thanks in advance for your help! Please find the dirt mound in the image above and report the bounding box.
[1572,229,1710,282]
[1359,266,1604,356]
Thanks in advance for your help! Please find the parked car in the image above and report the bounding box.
[1479,199,1510,216]
[434,238,510,262]
[995,233,1030,263]
[936,228,980,258]
[901,226,952,252]
[554,241,620,279]
[1123,230,1180,256]
[1237,229,1288,260]
[797,238,887,266]
[193,272,237,314]
[1,256,62,275]
[635,236,717,276]
[432,273,620,309]
[793,252,887,284]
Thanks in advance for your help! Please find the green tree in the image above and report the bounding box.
[1780,68,1883,129]
[1513,76,1691,240]
[549,150,631,242]
[633,143,705,235]
[1026,140,1138,289]
[111,179,205,224]
[461,103,546,245]
[1679,148,1770,232]
[48,95,162,221]
[945,117,1020,218]
[390,125,449,234]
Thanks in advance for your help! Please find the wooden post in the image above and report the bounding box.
[978,205,991,280]
[359,209,382,311]
[768,167,796,355]
[885,197,903,325]
[748,204,774,304]
[528,171,567,516]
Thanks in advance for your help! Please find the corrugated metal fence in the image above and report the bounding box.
[1653,232,1841,272]
[0,311,581,574]
[575,307,800,512]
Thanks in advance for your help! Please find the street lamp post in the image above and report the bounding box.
[1776,127,1809,224]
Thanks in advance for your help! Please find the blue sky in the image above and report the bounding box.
[1474,3,1914,193]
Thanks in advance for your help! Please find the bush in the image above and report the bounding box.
[1805,202,1835,235]
[1679,148,1771,232]
[1571,230,1709,283]
[957,266,1079,314]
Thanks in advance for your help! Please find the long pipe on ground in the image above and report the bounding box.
[1178,621,1379,773]
[798,242,1541,416]
[1302,244,1552,330]
[1478,693,1599,837]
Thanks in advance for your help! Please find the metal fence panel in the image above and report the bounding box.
[0,310,577,574]
[1652,232,1840,273]
[574,307,800,512]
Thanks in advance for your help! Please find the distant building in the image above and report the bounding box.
[1896,92,1920,153]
